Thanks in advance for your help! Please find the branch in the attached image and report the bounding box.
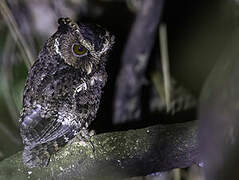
[114,0,164,123]
[0,121,198,180]
[199,29,239,180]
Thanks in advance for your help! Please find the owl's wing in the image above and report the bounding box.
[20,107,78,168]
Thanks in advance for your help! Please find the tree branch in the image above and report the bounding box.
[114,0,165,123]
[0,121,199,180]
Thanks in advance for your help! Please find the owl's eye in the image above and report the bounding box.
[72,43,88,57]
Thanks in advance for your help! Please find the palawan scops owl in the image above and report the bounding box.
[19,17,114,168]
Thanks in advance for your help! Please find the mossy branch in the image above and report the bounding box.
[0,121,198,180]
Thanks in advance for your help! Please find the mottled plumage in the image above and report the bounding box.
[19,17,114,168]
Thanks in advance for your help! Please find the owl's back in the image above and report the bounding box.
[19,17,114,168]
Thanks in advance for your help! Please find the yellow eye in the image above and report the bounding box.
[72,43,88,57]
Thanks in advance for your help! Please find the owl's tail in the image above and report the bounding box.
[22,135,71,168]
[23,144,51,168]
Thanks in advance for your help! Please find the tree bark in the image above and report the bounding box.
[0,121,199,180]
[114,0,164,123]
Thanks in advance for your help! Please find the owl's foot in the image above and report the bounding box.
[76,128,95,152]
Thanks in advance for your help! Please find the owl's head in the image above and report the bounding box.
[54,17,115,74]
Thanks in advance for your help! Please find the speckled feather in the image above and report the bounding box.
[19,18,114,168]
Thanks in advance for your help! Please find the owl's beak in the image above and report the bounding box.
[86,62,93,75]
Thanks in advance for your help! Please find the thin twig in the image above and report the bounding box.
[172,168,181,180]
[159,24,171,112]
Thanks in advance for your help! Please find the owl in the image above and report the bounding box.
[19,17,115,168]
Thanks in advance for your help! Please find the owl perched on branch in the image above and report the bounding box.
[19,17,114,168]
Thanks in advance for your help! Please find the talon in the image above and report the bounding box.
[76,129,95,152]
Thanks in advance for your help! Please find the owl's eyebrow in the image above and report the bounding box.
[79,38,93,52]
[73,31,101,59]
[98,31,115,56]
[72,30,95,53]
[54,38,63,58]
[58,17,79,32]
